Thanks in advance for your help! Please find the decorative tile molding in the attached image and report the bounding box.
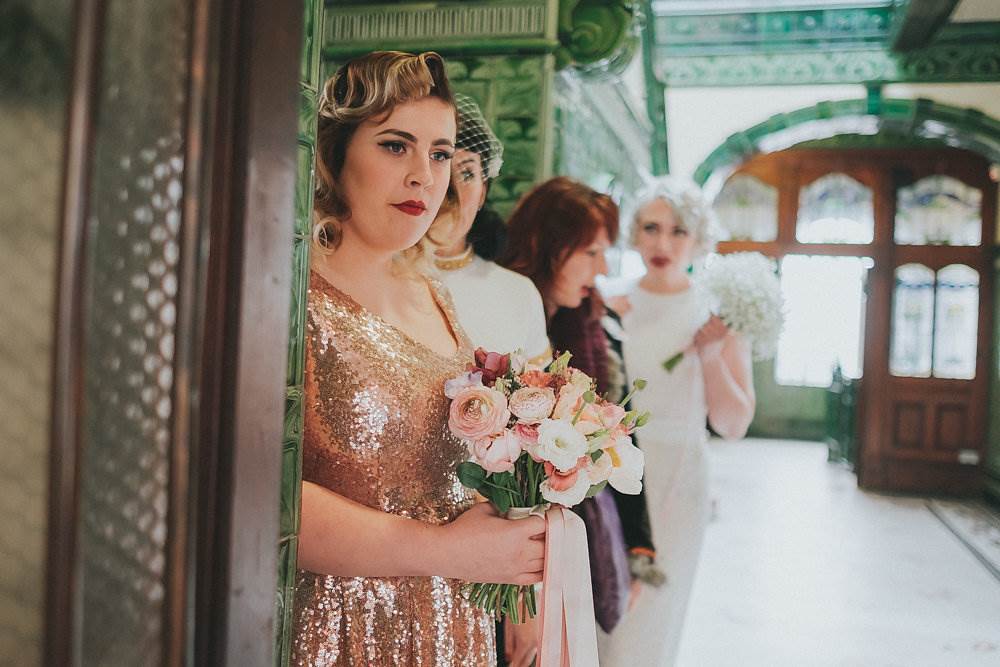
[657,41,1000,87]
[656,5,894,55]
[323,0,558,57]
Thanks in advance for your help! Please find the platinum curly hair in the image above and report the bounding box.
[626,175,719,260]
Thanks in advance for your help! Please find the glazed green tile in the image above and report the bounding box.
[300,0,316,85]
[452,82,490,107]
[285,238,310,386]
[284,384,304,443]
[295,143,315,238]
[470,57,516,80]
[280,443,302,537]
[299,86,318,141]
[497,139,536,178]
[444,59,469,81]
[494,80,541,117]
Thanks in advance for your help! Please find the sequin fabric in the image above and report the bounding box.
[292,271,495,666]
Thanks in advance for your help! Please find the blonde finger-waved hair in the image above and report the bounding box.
[625,176,718,260]
[313,51,456,271]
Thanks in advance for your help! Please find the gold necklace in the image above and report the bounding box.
[434,246,475,271]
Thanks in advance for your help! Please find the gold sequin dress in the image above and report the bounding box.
[291,271,496,666]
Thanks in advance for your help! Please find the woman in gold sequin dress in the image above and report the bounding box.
[291,51,546,666]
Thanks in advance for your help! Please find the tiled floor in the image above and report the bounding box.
[676,439,1000,667]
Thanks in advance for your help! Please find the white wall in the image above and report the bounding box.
[665,82,1000,180]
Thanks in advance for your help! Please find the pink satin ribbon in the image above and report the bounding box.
[537,506,599,667]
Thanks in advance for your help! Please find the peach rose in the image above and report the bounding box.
[540,456,592,506]
[508,387,556,423]
[448,385,510,441]
[473,430,523,473]
[519,370,554,388]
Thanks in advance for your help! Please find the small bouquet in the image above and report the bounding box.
[447,348,649,622]
[664,251,785,371]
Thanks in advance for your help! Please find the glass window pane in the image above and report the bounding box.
[796,173,874,244]
[713,174,778,242]
[896,176,982,246]
[775,255,868,387]
[933,264,979,379]
[890,264,935,377]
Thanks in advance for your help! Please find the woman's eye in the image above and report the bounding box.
[431,150,454,163]
[458,169,476,182]
[642,224,658,233]
[673,227,689,236]
[379,141,406,155]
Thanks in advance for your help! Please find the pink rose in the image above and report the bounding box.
[508,387,556,423]
[551,383,586,420]
[472,429,522,473]
[448,385,511,441]
[471,348,510,384]
[514,423,540,452]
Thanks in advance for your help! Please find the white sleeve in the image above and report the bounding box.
[520,279,551,362]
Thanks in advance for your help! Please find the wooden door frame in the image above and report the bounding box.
[717,147,996,493]
[46,0,302,664]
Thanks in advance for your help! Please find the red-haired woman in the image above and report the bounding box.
[501,177,665,660]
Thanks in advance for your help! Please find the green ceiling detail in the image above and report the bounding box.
[656,5,894,55]
[693,96,1000,195]
[657,37,1000,86]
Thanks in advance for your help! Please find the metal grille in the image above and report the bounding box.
[76,1,191,663]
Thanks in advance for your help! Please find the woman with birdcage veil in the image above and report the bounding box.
[600,176,755,666]
[432,94,551,367]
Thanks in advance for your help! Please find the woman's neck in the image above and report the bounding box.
[313,234,398,305]
[435,237,469,258]
[639,270,690,295]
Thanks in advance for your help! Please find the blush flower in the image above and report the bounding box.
[519,370,554,388]
[527,418,589,471]
[540,456,592,506]
[471,348,510,384]
[448,385,510,441]
[472,430,523,473]
[444,371,484,399]
[508,387,556,423]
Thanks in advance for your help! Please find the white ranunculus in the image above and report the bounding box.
[607,436,644,495]
[587,451,613,484]
[540,472,591,506]
[528,418,589,471]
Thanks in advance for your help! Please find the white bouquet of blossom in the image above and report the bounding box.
[664,252,784,370]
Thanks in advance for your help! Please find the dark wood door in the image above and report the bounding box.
[716,148,995,494]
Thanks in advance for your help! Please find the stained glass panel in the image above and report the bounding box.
[890,264,935,378]
[895,176,981,246]
[933,264,979,380]
[713,174,778,242]
[796,173,874,244]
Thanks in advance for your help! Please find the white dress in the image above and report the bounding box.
[436,254,550,360]
[599,284,711,667]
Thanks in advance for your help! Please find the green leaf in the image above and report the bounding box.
[662,352,684,372]
[635,412,651,428]
[590,450,604,462]
[457,462,486,490]
[585,481,608,498]
[493,490,512,514]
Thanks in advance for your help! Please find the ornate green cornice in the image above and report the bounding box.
[555,0,639,73]
[693,97,1000,197]
[657,38,1000,86]
[656,5,894,56]
[322,0,559,59]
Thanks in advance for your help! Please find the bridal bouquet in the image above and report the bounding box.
[664,251,785,371]
[447,348,649,622]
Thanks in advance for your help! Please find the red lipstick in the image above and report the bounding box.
[650,257,669,269]
[392,200,427,216]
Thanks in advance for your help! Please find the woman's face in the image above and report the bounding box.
[449,149,487,242]
[338,96,456,254]
[550,227,611,310]
[634,198,696,278]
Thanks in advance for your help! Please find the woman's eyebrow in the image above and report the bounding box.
[375,129,416,142]
[456,157,477,167]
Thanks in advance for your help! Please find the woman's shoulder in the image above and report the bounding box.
[478,260,543,301]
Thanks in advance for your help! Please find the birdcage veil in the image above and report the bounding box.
[454,93,504,180]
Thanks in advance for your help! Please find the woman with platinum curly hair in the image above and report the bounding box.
[601,176,756,666]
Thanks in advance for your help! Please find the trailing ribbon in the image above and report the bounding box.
[537,506,599,667]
